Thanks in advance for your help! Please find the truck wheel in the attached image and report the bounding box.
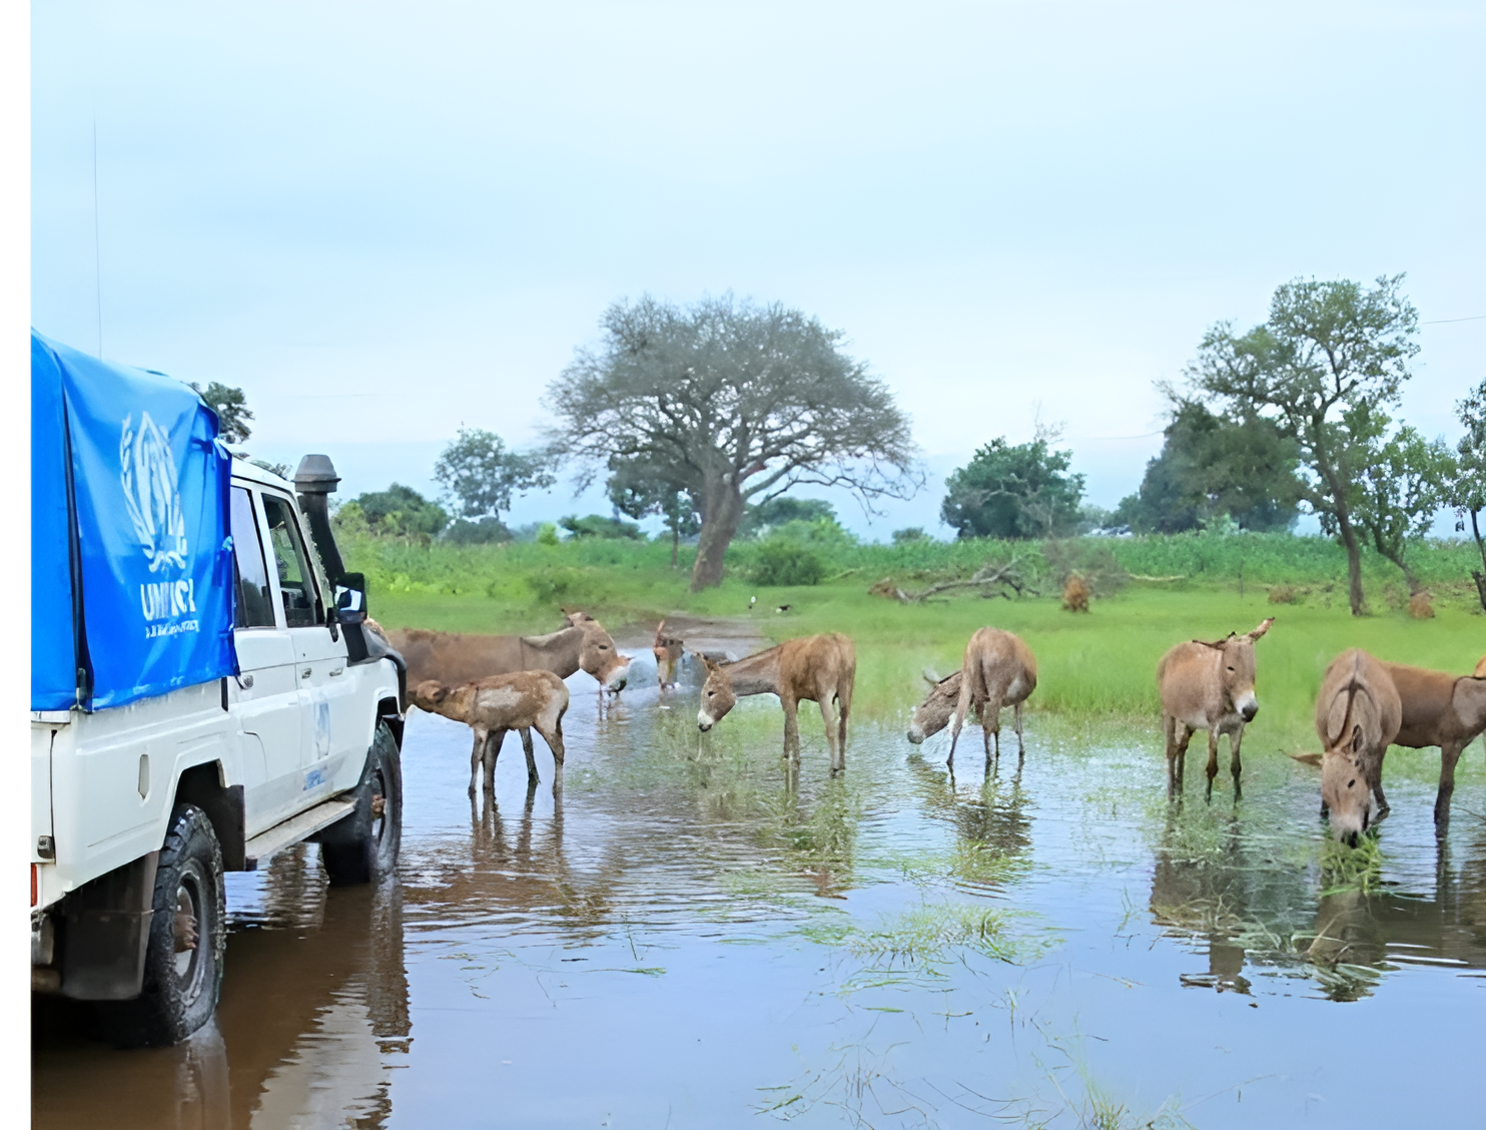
[97,804,226,1047]
[320,722,402,886]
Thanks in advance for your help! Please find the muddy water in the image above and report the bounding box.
[32,654,1486,1128]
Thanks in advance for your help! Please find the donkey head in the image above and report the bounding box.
[409,680,451,713]
[697,659,737,731]
[1321,725,1372,846]
[908,670,961,744]
[1198,617,1273,723]
[575,620,630,692]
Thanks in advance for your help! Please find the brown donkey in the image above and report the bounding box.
[1157,617,1273,799]
[697,633,856,772]
[939,628,1038,767]
[390,621,630,693]
[1315,649,1402,844]
[653,620,685,689]
[1381,660,1486,828]
[411,671,569,794]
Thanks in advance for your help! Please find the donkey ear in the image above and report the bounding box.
[1248,617,1274,641]
[1288,752,1323,768]
[1194,639,1225,650]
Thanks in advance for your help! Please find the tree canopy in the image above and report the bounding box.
[547,294,919,590]
[1444,378,1486,609]
[192,381,254,444]
[354,483,449,537]
[738,496,838,539]
[1184,275,1419,615]
[1353,425,1452,593]
[433,427,555,522]
[1114,398,1302,533]
[606,453,701,566]
[940,434,1085,539]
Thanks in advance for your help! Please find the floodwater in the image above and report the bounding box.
[32,653,1486,1129]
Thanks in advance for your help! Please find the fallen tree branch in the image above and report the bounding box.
[883,557,1035,603]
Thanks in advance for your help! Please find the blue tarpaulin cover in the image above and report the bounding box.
[31,332,238,711]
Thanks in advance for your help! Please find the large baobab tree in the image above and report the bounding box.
[548,295,919,590]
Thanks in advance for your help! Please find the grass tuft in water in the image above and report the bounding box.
[804,900,1046,968]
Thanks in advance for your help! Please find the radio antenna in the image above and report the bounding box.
[92,118,103,360]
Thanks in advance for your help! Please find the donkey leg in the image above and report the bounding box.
[519,727,540,786]
[836,677,852,769]
[1014,701,1026,758]
[948,674,974,770]
[469,729,487,796]
[1173,723,1193,792]
[485,729,509,793]
[1204,730,1220,802]
[1371,753,1391,821]
[1435,741,1464,828]
[818,695,841,773]
[1229,727,1244,801]
[782,696,801,761]
[1163,714,1177,797]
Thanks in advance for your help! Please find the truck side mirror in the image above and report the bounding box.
[334,583,367,625]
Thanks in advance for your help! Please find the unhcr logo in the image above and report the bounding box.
[121,410,188,573]
[122,410,200,639]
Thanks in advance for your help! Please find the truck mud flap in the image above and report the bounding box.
[59,851,159,1001]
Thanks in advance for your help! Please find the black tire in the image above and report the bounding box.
[320,722,402,886]
[97,804,226,1047]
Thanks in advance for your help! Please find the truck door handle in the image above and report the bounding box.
[328,666,345,677]
[303,668,313,679]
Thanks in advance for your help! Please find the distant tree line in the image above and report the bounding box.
[202,279,1486,611]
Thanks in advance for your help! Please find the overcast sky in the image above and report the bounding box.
[30,1,1486,537]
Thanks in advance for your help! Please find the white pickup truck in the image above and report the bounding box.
[31,333,407,1046]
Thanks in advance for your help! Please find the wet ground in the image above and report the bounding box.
[33,651,1486,1128]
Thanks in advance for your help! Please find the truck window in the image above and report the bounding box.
[260,494,322,627]
[230,487,276,628]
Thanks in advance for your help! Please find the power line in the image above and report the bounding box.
[92,119,103,360]
[1423,315,1486,324]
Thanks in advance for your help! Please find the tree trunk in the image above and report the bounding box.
[1334,509,1366,616]
[670,523,679,569]
[690,477,745,591]
[1471,511,1486,612]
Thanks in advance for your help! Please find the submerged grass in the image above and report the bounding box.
[803,901,1035,968]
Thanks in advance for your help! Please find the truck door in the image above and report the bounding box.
[229,485,305,831]
[258,492,363,800]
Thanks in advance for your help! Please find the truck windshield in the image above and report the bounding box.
[260,494,322,628]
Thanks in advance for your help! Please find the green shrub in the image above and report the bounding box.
[749,538,827,586]
[443,517,512,544]
[558,513,645,540]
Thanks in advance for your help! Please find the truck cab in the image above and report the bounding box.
[31,332,405,1046]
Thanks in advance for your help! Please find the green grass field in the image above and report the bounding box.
[347,529,1484,753]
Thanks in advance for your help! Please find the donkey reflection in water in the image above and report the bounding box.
[1156,617,1273,800]
[697,633,856,772]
